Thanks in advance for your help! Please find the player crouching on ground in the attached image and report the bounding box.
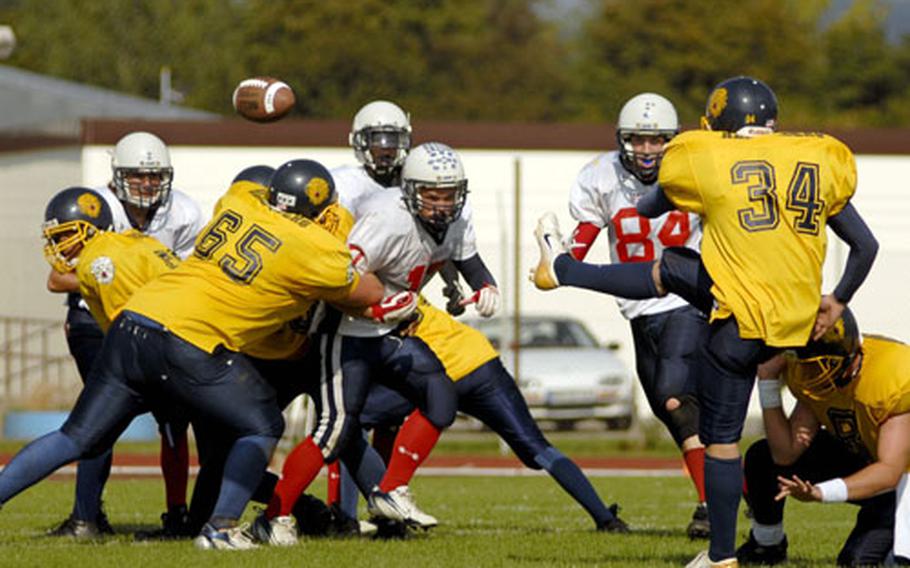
[737,308,910,566]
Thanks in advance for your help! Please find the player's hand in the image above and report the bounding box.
[775,475,821,502]
[460,284,501,318]
[813,294,846,340]
[368,291,418,323]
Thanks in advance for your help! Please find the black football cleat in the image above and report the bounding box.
[47,515,104,539]
[597,503,630,534]
[736,530,788,565]
[686,503,710,539]
[135,505,195,541]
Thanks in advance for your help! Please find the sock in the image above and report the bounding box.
[72,448,113,521]
[683,447,707,503]
[752,521,785,546]
[210,434,277,521]
[535,447,615,526]
[340,434,387,497]
[554,255,659,299]
[266,436,324,518]
[337,463,360,520]
[160,428,189,509]
[0,430,82,504]
[326,461,341,506]
[378,411,440,492]
[705,454,743,561]
[372,425,399,465]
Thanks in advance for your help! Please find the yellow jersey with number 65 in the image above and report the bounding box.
[76,230,180,332]
[659,130,856,347]
[785,334,910,463]
[413,298,499,382]
[125,180,359,354]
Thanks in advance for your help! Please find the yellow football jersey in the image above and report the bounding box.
[659,130,856,347]
[785,335,910,462]
[125,180,359,354]
[76,230,180,332]
[233,188,357,360]
[413,298,499,381]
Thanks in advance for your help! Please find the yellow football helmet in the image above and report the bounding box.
[789,308,861,399]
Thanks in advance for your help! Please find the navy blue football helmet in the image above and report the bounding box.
[233,164,275,187]
[702,76,778,133]
[42,187,113,272]
[268,159,336,219]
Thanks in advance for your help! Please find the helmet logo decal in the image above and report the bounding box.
[77,192,102,218]
[745,113,757,124]
[306,177,331,206]
[275,192,297,209]
[708,87,728,118]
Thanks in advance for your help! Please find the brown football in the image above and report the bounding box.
[232,77,296,122]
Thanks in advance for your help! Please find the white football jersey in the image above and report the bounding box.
[331,164,387,219]
[568,151,702,320]
[94,186,207,259]
[340,188,478,337]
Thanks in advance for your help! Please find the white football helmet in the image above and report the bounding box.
[616,93,679,185]
[401,142,468,241]
[349,100,412,180]
[110,131,174,210]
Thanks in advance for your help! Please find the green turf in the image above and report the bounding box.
[0,475,857,566]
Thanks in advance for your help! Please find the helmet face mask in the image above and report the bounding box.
[615,93,678,185]
[349,101,412,180]
[701,76,778,135]
[111,132,174,211]
[42,188,113,272]
[790,308,861,399]
[401,142,468,242]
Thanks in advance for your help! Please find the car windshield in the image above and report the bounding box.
[469,318,600,349]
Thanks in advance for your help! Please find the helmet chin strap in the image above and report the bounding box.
[418,216,448,244]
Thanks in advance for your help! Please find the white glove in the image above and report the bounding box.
[369,291,418,323]
[470,285,501,318]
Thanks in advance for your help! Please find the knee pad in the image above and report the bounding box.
[666,394,700,443]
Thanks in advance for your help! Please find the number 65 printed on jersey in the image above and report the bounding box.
[194,209,283,284]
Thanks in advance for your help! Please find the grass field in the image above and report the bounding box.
[0,468,859,567]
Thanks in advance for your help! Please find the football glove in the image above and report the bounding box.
[369,291,418,323]
[462,284,501,318]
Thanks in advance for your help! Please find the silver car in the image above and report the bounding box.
[464,315,635,431]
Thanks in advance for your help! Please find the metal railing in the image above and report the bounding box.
[0,316,80,409]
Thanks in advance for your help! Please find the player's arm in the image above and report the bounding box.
[636,186,676,219]
[332,271,385,309]
[757,355,819,466]
[779,412,910,503]
[566,168,604,259]
[814,203,879,339]
[568,222,600,260]
[454,254,501,318]
[47,268,79,293]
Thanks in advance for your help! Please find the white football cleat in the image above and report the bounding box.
[685,550,739,567]
[193,522,258,550]
[367,485,438,529]
[532,212,568,291]
[251,511,298,546]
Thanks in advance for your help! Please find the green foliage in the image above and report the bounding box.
[1,0,908,126]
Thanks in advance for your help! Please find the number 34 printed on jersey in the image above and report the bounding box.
[733,160,825,235]
[194,210,283,284]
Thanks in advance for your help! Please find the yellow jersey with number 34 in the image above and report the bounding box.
[76,230,180,332]
[659,130,857,347]
[125,180,359,354]
[785,335,910,463]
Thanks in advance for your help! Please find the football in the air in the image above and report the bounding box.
[232,77,296,122]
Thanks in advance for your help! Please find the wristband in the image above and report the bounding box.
[816,478,848,503]
[757,379,783,409]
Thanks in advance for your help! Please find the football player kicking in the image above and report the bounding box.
[532,76,879,567]
[260,143,498,536]
[45,132,206,539]
[566,92,709,538]
[0,160,389,550]
[736,309,910,566]
[352,296,630,532]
